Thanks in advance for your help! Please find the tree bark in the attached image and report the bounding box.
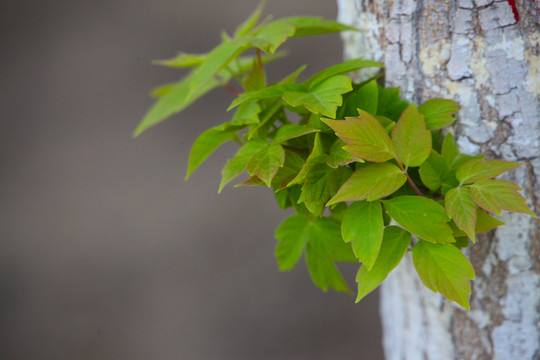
[337,0,540,359]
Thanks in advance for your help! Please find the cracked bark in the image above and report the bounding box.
[337,0,540,359]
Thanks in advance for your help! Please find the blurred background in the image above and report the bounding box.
[0,1,383,359]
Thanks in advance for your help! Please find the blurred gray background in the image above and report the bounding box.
[0,1,383,359]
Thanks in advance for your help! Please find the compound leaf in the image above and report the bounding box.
[412,241,475,310]
[341,201,384,269]
[356,226,410,302]
[323,110,396,162]
[247,143,285,186]
[283,75,352,118]
[391,103,432,167]
[328,162,406,204]
[382,196,455,244]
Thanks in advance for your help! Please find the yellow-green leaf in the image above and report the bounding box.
[356,226,410,302]
[412,241,475,310]
[418,98,460,130]
[445,187,477,242]
[247,143,285,186]
[328,163,407,205]
[341,201,384,269]
[382,196,455,244]
[469,179,537,217]
[283,75,352,118]
[323,110,396,162]
[456,159,523,184]
[391,103,432,167]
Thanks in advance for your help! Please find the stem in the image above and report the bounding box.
[222,83,242,96]
[256,48,263,71]
[396,159,425,197]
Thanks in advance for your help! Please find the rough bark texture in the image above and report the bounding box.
[337,0,540,359]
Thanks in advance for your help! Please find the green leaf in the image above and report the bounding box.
[419,150,451,191]
[441,133,484,170]
[284,16,359,37]
[275,214,310,270]
[341,201,384,269]
[376,86,408,121]
[298,162,333,217]
[280,65,307,84]
[382,196,455,244]
[328,163,407,204]
[229,83,305,110]
[152,52,205,68]
[249,19,296,54]
[273,124,318,143]
[476,209,505,233]
[342,79,379,116]
[456,159,522,184]
[303,58,382,89]
[219,139,268,192]
[391,103,432,167]
[306,243,351,293]
[188,39,250,100]
[243,61,266,92]
[355,226,410,302]
[326,139,357,168]
[272,150,306,190]
[186,127,236,179]
[445,187,477,242]
[288,133,326,186]
[247,143,285,186]
[135,71,221,136]
[233,1,265,38]
[412,241,475,310]
[283,75,352,118]
[469,180,537,217]
[323,110,396,162]
[275,215,355,293]
[227,101,261,127]
[418,99,460,130]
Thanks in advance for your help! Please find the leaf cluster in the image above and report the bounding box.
[136,4,536,311]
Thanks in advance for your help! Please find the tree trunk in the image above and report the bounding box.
[337,0,540,359]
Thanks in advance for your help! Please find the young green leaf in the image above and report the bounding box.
[326,139,357,168]
[418,99,460,130]
[412,241,475,310]
[310,218,357,262]
[298,162,333,217]
[391,103,432,167]
[282,75,352,118]
[273,124,318,143]
[152,52,205,68]
[476,209,505,233]
[376,86,408,121]
[186,127,237,179]
[382,196,455,244]
[247,143,285,186]
[249,19,296,54]
[445,187,477,242]
[275,214,310,270]
[419,150,451,191]
[456,159,522,184]
[135,71,221,136]
[441,133,485,170]
[219,139,268,193]
[303,58,382,89]
[323,110,396,162]
[284,16,359,37]
[233,1,265,38]
[227,102,261,127]
[356,226,410,302]
[341,201,384,269]
[306,243,351,293]
[187,39,250,100]
[243,60,266,92]
[469,180,537,217]
[228,83,305,110]
[328,163,407,204]
[341,79,379,116]
[288,133,326,186]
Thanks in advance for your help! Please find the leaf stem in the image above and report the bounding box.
[396,159,425,197]
[222,82,243,96]
[256,48,263,71]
